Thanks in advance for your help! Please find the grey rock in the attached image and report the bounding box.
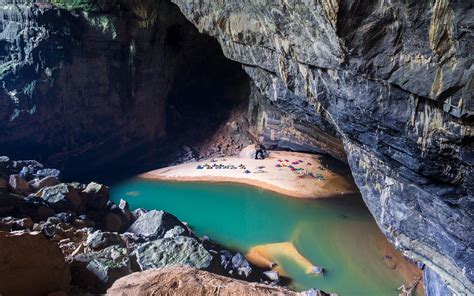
[72,245,132,292]
[231,253,252,278]
[86,230,123,251]
[263,270,279,282]
[424,266,454,296]
[40,184,82,212]
[126,210,186,239]
[172,1,474,293]
[35,169,61,180]
[135,236,213,271]
[164,226,186,238]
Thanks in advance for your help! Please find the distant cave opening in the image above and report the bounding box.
[62,2,253,183]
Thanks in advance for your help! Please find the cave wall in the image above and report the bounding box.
[0,0,472,294]
[170,0,473,294]
[0,0,252,179]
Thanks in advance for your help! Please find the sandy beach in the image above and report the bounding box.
[140,151,357,198]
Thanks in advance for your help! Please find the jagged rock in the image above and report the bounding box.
[87,230,124,250]
[231,253,253,278]
[126,210,186,239]
[8,174,30,195]
[40,184,82,212]
[35,168,61,180]
[0,231,70,295]
[131,208,148,219]
[107,266,299,295]
[171,1,474,293]
[71,245,132,293]
[14,160,44,181]
[83,182,109,210]
[135,236,213,271]
[30,176,60,191]
[164,225,186,238]
[263,270,279,282]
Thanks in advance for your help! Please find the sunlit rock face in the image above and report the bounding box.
[171,0,473,293]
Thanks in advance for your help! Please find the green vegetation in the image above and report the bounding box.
[51,0,104,12]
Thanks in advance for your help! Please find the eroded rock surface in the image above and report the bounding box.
[107,266,302,296]
[171,1,473,294]
[0,231,71,296]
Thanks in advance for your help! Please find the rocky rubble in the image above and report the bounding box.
[0,156,295,294]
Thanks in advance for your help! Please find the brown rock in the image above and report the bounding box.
[29,176,60,191]
[0,231,71,295]
[107,266,298,296]
[105,212,123,232]
[0,177,8,189]
[8,174,30,195]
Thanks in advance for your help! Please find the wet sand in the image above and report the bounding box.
[246,242,316,276]
[140,151,357,198]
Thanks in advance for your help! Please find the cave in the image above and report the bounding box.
[0,0,252,183]
[0,0,471,295]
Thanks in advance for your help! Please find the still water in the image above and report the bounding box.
[112,179,417,295]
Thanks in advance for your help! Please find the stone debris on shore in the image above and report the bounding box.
[0,155,331,295]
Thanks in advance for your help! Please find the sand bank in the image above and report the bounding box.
[246,242,317,276]
[140,151,357,198]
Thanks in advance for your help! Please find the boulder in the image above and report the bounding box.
[83,182,109,210]
[263,270,279,282]
[107,266,299,295]
[71,245,132,293]
[126,210,186,238]
[231,253,253,277]
[105,212,125,232]
[135,236,213,271]
[309,266,324,275]
[35,168,61,179]
[8,174,30,195]
[40,184,82,212]
[30,176,60,191]
[13,160,43,180]
[0,231,70,295]
[87,230,124,250]
[239,144,257,159]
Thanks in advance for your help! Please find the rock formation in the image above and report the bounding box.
[0,156,282,294]
[0,0,472,294]
[170,1,474,294]
[107,266,329,296]
[0,231,71,295]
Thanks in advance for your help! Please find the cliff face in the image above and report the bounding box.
[1,0,473,294]
[0,0,251,178]
[171,0,474,294]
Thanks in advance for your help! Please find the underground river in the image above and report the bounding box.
[111,179,421,295]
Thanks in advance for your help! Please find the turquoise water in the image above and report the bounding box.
[111,179,414,295]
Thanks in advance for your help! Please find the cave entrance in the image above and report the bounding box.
[162,23,251,163]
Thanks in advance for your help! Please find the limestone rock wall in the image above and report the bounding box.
[171,0,473,294]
